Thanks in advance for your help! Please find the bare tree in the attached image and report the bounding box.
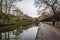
[7,0,22,14]
[2,0,22,14]
[35,0,60,25]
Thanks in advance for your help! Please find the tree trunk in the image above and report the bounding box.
[0,0,2,13]
[8,8,10,14]
[53,21,55,25]
[51,6,56,25]
[5,0,7,14]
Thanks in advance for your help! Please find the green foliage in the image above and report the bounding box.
[10,17,17,23]
[18,20,32,23]
[0,13,32,24]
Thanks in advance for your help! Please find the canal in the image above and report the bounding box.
[0,23,39,40]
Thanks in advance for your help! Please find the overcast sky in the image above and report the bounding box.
[16,0,39,17]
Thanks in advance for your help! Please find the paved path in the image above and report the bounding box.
[35,24,41,40]
[36,22,60,40]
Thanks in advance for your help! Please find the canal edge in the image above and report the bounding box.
[35,24,41,40]
[35,23,46,40]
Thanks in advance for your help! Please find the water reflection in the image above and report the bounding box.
[0,23,39,40]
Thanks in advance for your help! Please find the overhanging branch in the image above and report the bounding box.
[44,1,51,7]
[52,0,57,6]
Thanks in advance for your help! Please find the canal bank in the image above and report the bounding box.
[35,23,45,40]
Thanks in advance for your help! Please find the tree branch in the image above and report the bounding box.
[44,1,51,7]
[52,0,57,6]
[44,0,57,7]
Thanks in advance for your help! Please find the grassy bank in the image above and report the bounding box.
[0,13,32,24]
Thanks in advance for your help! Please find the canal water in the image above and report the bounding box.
[0,24,39,40]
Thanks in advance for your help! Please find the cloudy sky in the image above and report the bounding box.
[16,0,39,17]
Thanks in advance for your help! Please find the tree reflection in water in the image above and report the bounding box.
[0,23,39,40]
